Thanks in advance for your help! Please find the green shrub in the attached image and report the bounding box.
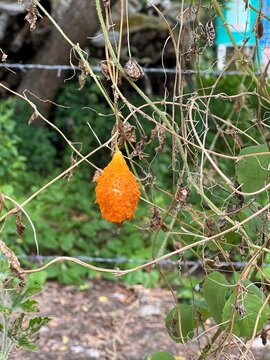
[14,99,57,176]
[0,99,26,185]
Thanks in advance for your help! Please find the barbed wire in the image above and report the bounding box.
[0,62,261,77]
[1,254,269,269]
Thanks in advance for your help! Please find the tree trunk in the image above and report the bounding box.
[17,0,107,124]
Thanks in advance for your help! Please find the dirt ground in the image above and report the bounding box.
[10,281,270,360]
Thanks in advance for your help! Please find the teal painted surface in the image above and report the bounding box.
[260,0,270,46]
[216,0,259,46]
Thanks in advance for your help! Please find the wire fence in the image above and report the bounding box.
[0,62,261,77]
[0,61,265,269]
[0,254,268,269]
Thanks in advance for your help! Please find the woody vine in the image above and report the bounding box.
[1,0,270,359]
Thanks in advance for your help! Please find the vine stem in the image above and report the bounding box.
[198,328,222,360]
[34,0,270,241]
[242,0,270,22]
[188,97,270,197]
[0,133,117,224]
[22,200,270,276]
[0,285,11,360]
[4,195,39,255]
[94,0,169,122]
[94,0,263,246]
[0,82,99,171]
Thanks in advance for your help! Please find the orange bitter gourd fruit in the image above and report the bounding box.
[95,150,140,223]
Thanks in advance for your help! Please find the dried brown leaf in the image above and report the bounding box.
[204,256,221,269]
[151,122,166,153]
[256,18,264,39]
[205,18,215,47]
[16,211,27,236]
[78,61,89,90]
[119,121,136,147]
[175,186,190,206]
[130,138,147,159]
[65,155,77,181]
[0,240,26,285]
[218,217,228,231]
[205,218,218,236]
[16,219,27,236]
[92,169,102,182]
[124,59,144,81]
[102,0,110,7]
[28,111,38,124]
[172,124,180,154]
[100,61,110,81]
[25,2,42,31]
[149,206,167,232]
[1,52,7,62]
[150,127,157,140]
[227,129,243,149]
[149,206,162,231]
[111,120,137,151]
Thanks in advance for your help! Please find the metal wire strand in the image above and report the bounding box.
[0,62,261,76]
[0,254,268,269]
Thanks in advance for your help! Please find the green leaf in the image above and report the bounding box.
[151,351,175,360]
[0,184,14,196]
[60,233,75,252]
[236,144,270,193]
[238,203,263,241]
[23,285,43,298]
[233,273,265,300]
[26,316,51,336]
[15,316,51,351]
[196,301,211,322]
[27,272,47,287]
[203,272,230,325]
[21,300,39,313]
[57,263,87,284]
[165,304,196,343]
[222,292,269,337]
[17,337,38,351]
[10,285,42,311]
[0,303,10,315]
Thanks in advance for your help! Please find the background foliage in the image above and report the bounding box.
[1,0,270,357]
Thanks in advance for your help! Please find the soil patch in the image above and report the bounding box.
[10,280,270,360]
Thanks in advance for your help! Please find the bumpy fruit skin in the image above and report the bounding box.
[95,150,140,223]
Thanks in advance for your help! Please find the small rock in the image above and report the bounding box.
[71,345,100,359]
[113,292,126,302]
[86,348,101,358]
[250,337,270,348]
[139,304,160,316]
[98,296,108,303]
